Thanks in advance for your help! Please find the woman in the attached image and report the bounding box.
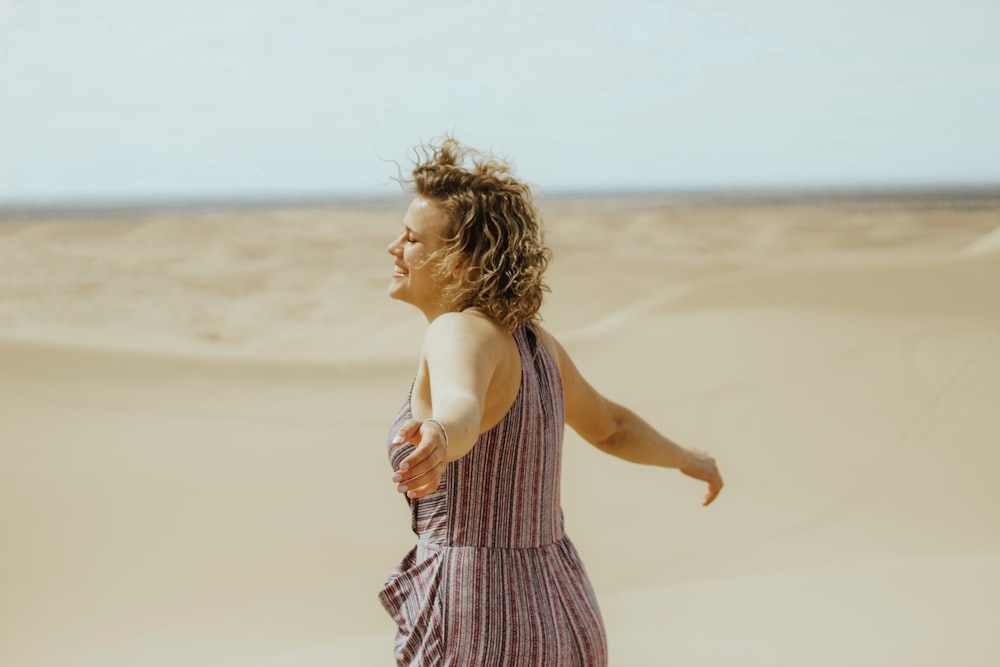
[379,137,723,666]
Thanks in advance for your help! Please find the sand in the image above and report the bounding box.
[1,192,999,666]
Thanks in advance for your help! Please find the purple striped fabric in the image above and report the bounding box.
[378,323,608,666]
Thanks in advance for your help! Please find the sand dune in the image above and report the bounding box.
[1,195,998,666]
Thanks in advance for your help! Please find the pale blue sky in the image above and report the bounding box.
[1,0,998,204]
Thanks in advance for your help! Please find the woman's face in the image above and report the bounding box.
[387,197,450,317]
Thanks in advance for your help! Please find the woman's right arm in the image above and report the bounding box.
[538,328,724,506]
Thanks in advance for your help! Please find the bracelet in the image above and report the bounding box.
[424,419,449,449]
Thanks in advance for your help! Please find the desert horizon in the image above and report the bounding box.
[3,182,1000,218]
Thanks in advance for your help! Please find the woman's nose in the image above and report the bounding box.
[387,236,401,255]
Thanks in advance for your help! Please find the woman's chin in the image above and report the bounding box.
[387,283,407,302]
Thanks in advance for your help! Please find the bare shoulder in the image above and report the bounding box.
[427,310,506,339]
[424,310,509,357]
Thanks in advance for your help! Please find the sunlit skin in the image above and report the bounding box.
[384,196,723,506]
[386,197,451,320]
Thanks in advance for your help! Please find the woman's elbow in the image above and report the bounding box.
[589,417,625,454]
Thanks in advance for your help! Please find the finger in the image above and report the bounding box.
[702,476,723,506]
[399,472,444,498]
[405,484,439,500]
[393,445,444,480]
[392,447,446,484]
[398,426,446,472]
[391,419,422,447]
[397,462,447,498]
[396,442,445,479]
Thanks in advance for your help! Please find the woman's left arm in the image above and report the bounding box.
[390,312,499,499]
[537,326,723,506]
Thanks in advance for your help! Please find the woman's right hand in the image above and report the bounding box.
[390,418,449,500]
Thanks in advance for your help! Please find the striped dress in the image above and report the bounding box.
[378,322,608,666]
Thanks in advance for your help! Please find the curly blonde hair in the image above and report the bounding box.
[405,136,552,332]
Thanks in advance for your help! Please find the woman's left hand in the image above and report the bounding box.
[679,448,724,506]
[390,419,449,499]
